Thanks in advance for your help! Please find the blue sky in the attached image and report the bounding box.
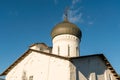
[0,0,120,76]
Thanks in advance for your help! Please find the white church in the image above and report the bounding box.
[0,14,120,80]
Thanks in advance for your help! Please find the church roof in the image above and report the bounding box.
[0,49,119,79]
[51,20,82,40]
[30,43,48,48]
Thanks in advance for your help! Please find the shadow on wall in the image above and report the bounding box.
[72,56,105,80]
[0,78,5,80]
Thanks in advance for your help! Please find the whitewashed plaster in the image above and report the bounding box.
[5,50,118,80]
[52,34,80,57]
[6,51,70,80]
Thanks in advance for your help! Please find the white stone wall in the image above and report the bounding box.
[6,50,118,80]
[71,56,118,80]
[52,34,80,57]
[6,51,70,80]
[104,69,117,80]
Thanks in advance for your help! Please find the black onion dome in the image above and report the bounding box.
[51,20,82,40]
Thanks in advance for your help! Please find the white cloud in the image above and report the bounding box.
[64,0,84,23]
[72,0,81,5]
[54,0,83,23]
[68,8,83,23]
[88,21,94,25]
[87,16,96,25]
[57,0,95,25]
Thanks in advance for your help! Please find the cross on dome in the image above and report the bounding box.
[64,7,69,21]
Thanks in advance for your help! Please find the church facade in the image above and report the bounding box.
[0,16,119,80]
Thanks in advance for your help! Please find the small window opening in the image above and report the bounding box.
[68,45,70,56]
[58,46,60,55]
[29,76,33,80]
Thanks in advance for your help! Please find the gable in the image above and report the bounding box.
[0,50,32,76]
[3,49,70,80]
[0,49,69,76]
